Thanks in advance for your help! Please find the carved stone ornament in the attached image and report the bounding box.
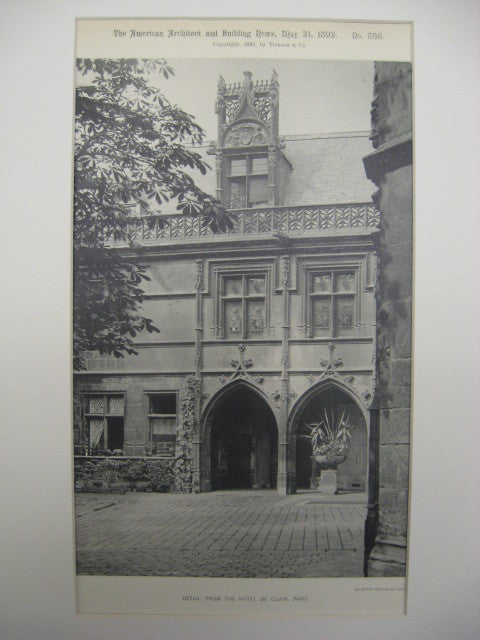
[309,342,345,386]
[252,94,273,121]
[225,123,268,147]
[361,389,373,404]
[229,181,245,209]
[306,343,375,409]
[195,258,203,290]
[271,390,282,408]
[270,389,298,409]
[218,71,279,128]
[219,344,261,387]
[282,254,290,287]
[318,342,344,379]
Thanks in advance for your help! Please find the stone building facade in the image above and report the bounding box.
[73,70,379,497]
[363,62,413,576]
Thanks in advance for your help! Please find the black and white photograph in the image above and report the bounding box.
[3,2,480,638]
[73,51,412,584]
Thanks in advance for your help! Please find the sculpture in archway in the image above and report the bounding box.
[293,385,368,494]
[302,407,359,494]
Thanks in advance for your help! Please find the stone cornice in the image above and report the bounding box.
[363,134,412,186]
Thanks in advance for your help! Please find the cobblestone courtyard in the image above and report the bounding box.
[75,491,367,577]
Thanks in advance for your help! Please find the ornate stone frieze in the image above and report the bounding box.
[224,123,268,147]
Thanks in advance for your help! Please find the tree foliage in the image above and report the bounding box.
[74,59,229,370]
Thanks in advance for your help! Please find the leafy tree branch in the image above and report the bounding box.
[74,58,230,370]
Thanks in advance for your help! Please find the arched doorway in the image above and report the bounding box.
[208,384,278,490]
[294,386,367,492]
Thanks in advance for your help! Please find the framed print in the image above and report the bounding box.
[72,16,413,616]
[4,0,480,637]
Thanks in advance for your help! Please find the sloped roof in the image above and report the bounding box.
[158,131,375,214]
[281,133,375,205]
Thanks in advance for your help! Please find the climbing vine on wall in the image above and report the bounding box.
[174,375,200,493]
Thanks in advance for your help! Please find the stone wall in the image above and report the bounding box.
[363,62,413,576]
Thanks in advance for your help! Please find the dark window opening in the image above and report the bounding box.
[150,393,176,415]
[107,416,124,450]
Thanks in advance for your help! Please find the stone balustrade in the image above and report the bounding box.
[107,203,379,246]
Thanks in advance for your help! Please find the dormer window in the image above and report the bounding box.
[228,155,269,209]
[215,71,282,209]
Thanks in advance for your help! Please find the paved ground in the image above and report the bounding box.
[75,490,367,577]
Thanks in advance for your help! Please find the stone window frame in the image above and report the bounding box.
[144,390,178,457]
[84,392,126,455]
[300,257,365,339]
[226,153,269,209]
[211,261,275,340]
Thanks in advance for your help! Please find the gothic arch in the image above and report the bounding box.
[201,379,279,491]
[288,378,369,437]
[201,378,279,441]
[288,379,370,493]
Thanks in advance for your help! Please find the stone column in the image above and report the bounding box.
[278,253,295,495]
[363,62,413,576]
[277,438,288,494]
[310,456,318,489]
[199,417,212,493]
[192,259,204,493]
